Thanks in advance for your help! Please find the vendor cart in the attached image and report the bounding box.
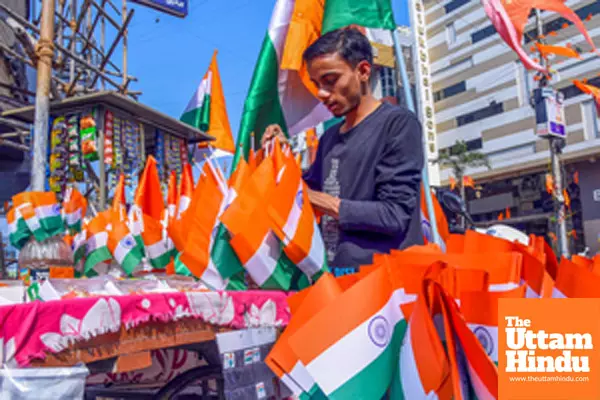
[0,285,292,400]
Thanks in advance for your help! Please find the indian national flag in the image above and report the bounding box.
[460,285,526,365]
[63,186,87,234]
[390,279,452,399]
[72,228,87,266]
[178,159,228,289]
[6,207,30,249]
[85,211,112,275]
[16,203,45,243]
[134,156,166,222]
[269,149,328,285]
[440,287,498,400]
[33,192,64,238]
[140,212,171,270]
[286,265,415,399]
[267,273,344,398]
[231,0,399,169]
[220,157,295,290]
[108,213,144,276]
[167,170,179,223]
[181,51,235,154]
[112,173,127,212]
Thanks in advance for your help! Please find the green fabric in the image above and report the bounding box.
[180,93,211,132]
[231,34,287,170]
[321,0,396,34]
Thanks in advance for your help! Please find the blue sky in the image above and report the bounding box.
[127,0,411,132]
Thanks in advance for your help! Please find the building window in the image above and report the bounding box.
[471,25,496,43]
[446,22,457,45]
[581,100,600,139]
[439,138,483,156]
[434,81,466,102]
[456,101,504,126]
[379,67,397,99]
[444,0,470,13]
[524,1,600,44]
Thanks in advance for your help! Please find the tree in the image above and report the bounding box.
[433,140,491,224]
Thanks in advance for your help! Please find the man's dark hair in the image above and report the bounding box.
[303,28,373,67]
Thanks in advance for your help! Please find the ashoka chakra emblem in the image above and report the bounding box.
[473,326,494,356]
[368,316,390,348]
[123,236,135,249]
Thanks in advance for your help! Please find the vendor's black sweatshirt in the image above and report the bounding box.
[303,102,424,268]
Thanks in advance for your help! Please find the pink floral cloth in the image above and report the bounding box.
[0,290,291,367]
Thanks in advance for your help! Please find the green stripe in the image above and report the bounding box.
[84,247,112,275]
[180,93,211,132]
[121,248,144,275]
[321,0,396,34]
[232,33,287,170]
[258,249,296,290]
[174,252,193,276]
[211,224,244,279]
[67,221,82,235]
[40,215,65,237]
[225,271,248,290]
[74,245,87,264]
[329,321,407,400]
[149,251,171,270]
[9,220,31,249]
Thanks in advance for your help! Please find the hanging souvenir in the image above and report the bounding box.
[49,116,68,193]
[80,110,99,161]
[155,128,166,183]
[104,110,114,166]
[66,114,84,183]
[123,120,135,187]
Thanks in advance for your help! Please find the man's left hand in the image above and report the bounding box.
[307,188,341,219]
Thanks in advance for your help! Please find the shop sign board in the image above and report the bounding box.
[130,0,188,18]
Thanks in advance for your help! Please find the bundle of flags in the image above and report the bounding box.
[267,229,599,399]
[8,192,65,249]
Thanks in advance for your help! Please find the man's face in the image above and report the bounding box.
[307,53,371,117]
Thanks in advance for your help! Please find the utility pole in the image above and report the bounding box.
[534,9,570,258]
[31,0,56,191]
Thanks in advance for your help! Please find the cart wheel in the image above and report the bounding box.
[153,365,224,400]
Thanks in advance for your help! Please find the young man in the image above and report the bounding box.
[262,28,424,268]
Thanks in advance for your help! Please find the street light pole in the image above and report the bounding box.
[31,0,56,191]
[534,9,570,258]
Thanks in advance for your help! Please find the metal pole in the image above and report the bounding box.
[534,9,570,258]
[31,0,56,191]
[122,0,127,87]
[392,27,443,248]
[69,0,76,82]
[101,2,106,90]
[0,232,6,280]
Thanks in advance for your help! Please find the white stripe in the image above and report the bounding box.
[245,231,280,286]
[65,209,82,225]
[306,289,415,395]
[114,235,136,265]
[280,373,303,396]
[281,180,303,244]
[523,281,540,298]
[467,324,499,363]
[177,196,191,217]
[467,361,494,400]
[37,204,61,219]
[289,361,316,393]
[552,287,568,298]
[183,72,212,114]
[400,324,440,399]
[296,221,325,279]
[87,232,108,252]
[146,240,169,259]
[201,258,228,290]
[489,282,520,292]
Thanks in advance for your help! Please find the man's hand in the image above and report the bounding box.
[307,188,341,219]
[261,124,289,149]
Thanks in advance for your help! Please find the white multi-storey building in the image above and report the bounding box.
[424,0,600,253]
